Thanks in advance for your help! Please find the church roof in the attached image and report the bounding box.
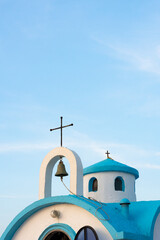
[83,157,139,179]
[1,195,160,240]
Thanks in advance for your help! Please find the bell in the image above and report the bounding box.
[55,160,68,178]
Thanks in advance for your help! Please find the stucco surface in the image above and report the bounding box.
[12,203,112,240]
[2,195,160,240]
[154,213,160,240]
[84,171,136,203]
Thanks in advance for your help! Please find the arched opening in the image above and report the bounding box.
[39,147,83,199]
[75,226,99,240]
[38,223,76,240]
[44,231,70,240]
[115,176,125,191]
[88,177,98,192]
[52,157,70,196]
[92,178,98,191]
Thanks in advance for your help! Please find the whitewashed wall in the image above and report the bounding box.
[154,213,160,240]
[12,204,113,240]
[83,172,136,203]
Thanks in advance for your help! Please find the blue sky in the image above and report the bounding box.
[1,0,160,235]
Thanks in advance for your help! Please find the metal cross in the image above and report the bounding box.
[50,117,73,147]
[105,150,110,158]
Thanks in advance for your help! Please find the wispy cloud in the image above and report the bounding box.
[135,163,160,170]
[66,131,160,170]
[137,98,160,117]
[1,131,160,170]
[0,142,54,153]
[0,195,35,199]
[93,37,160,75]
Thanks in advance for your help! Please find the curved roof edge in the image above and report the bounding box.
[83,158,139,179]
[1,196,159,240]
[0,195,116,240]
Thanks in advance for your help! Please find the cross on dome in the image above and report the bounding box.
[105,150,110,158]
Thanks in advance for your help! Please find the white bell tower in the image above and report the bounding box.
[39,146,83,199]
[39,117,83,199]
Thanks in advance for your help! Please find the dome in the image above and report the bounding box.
[83,158,139,179]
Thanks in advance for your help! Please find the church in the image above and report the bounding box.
[1,118,160,240]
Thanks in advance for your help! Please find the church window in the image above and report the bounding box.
[39,223,75,240]
[115,177,125,191]
[75,226,99,240]
[44,231,70,240]
[89,177,98,192]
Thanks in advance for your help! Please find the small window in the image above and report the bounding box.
[115,177,125,191]
[75,226,99,240]
[44,231,70,240]
[89,177,98,192]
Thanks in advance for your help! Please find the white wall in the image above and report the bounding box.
[12,204,113,240]
[154,213,160,240]
[83,172,136,203]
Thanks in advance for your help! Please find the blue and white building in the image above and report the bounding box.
[1,146,160,240]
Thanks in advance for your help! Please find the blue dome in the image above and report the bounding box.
[83,158,139,179]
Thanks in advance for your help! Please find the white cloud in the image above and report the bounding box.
[66,131,160,169]
[1,131,160,171]
[155,152,160,156]
[137,98,160,117]
[0,142,54,153]
[135,163,160,170]
[0,195,34,199]
[92,37,160,75]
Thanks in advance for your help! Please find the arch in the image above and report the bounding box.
[75,226,99,240]
[89,177,98,192]
[44,232,69,240]
[0,195,115,240]
[38,223,76,240]
[39,147,83,199]
[114,176,125,191]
